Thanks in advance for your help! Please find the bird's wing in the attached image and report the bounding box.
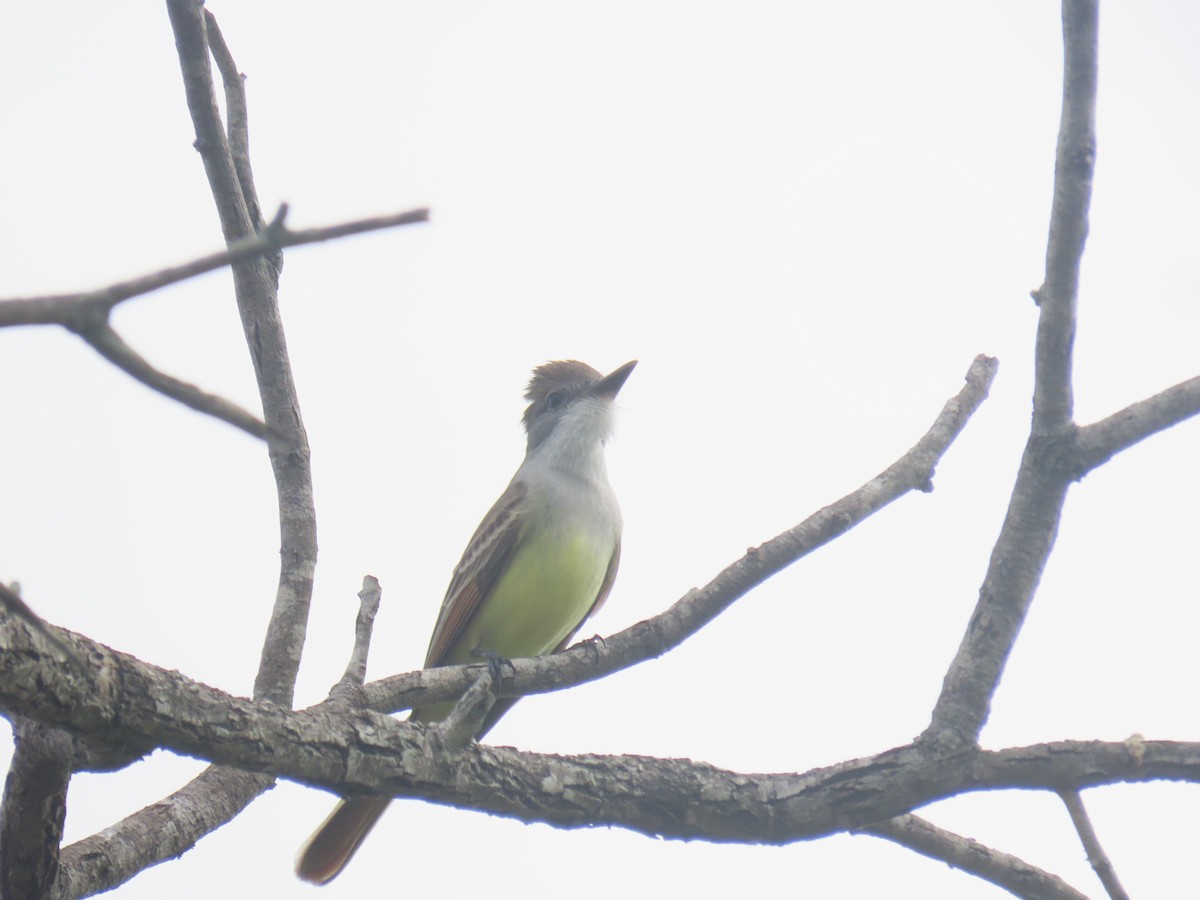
[423,479,527,667]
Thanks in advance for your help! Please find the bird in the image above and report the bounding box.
[295,359,637,884]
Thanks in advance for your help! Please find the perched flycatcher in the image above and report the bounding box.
[296,359,637,884]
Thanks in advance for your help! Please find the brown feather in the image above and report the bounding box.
[295,796,391,884]
[422,480,527,668]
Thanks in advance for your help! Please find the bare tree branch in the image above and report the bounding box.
[0,720,72,900]
[52,769,273,900]
[0,205,426,443]
[2,1,1189,897]
[81,322,277,443]
[169,0,316,707]
[0,583,83,676]
[1058,790,1130,900]
[924,0,1100,749]
[863,815,1088,900]
[367,354,1000,715]
[1074,374,1200,476]
[0,207,427,330]
[204,9,265,231]
[31,5,327,895]
[1,610,1198,850]
[1030,0,1098,432]
[436,670,499,751]
[340,576,383,688]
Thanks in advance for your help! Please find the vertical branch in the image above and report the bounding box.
[204,9,269,234]
[43,6,320,897]
[0,721,72,900]
[167,0,317,707]
[923,0,1100,747]
[340,576,383,687]
[1032,0,1098,434]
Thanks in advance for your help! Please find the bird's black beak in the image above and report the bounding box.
[590,360,638,400]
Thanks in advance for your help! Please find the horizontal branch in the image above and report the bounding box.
[0,205,429,328]
[0,205,428,442]
[367,354,1000,715]
[1073,374,1200,476]
[2,604,1196,848]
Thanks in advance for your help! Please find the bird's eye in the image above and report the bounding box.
[545,391,564,411]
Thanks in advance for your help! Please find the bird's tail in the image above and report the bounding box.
[295,796,392,885]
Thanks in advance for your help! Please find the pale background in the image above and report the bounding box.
[2,2,1198,897]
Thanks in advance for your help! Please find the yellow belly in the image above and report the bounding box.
[444,519,611,665]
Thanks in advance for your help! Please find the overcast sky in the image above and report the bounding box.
[3,2,1199,897]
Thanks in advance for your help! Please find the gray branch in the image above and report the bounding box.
[1058,790,1130,900]
[863,815,1089,900]
[339,576,383,688]
[924,0,1100,749]
[1074,374,1200,476]
[23,4,327,896]
[0,721,72,900]
[0,611,1196,853]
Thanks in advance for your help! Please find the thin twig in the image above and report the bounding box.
[0,205,429,327]
[81,322,277,444]
[340,576,383,687]
[0,205,425,444]
[864,815,1088,900]
[204,8,265,231]
[1058,790,1130,900]
[436,670,498,750]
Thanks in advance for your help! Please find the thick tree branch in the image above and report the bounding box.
[368,354,999,715]
[1,611,1198,851]
[863,814,1088,900]
[924,0,1099,748]
[1058,790,1130,900]
[0,721,72,900]
[0,584,82,676]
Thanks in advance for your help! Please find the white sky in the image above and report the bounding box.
[2,2,1199,897]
